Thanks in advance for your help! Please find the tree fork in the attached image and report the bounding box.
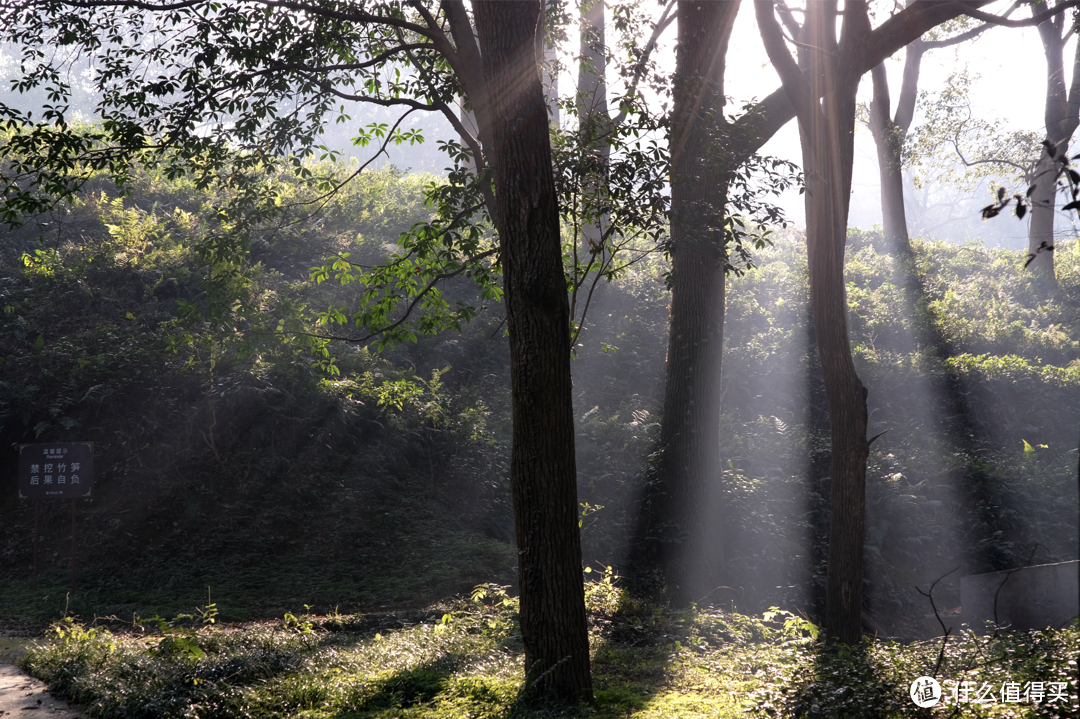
[756,0,872,644]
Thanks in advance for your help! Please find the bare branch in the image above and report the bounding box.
[915,565,960,650]
[960,0,1080,28]
[611,0,676,128]
[278,107,423,216]
[754,0,815,118]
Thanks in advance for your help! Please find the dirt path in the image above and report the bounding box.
[0,663,87,718]
[0,638,86,718]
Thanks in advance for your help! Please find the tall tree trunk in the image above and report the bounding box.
[804,83,870,648]
[1030,5,1080,288]
[866,15,988,260]
[868,58,916,260]
[756,0,870,644]
[472,1,592,703]
[539,0,560,127]
[1028,147,1060,281]
[653,0,740,608]
[577,0,606,122]
[577,0,609,251]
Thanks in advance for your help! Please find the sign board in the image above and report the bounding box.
[18,442,94,499]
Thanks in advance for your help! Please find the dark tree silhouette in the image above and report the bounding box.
[651,0,741,607]
[868,20,993,259]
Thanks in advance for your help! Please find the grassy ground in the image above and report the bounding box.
[13,576,1079,719]
[0,452,517,625]
[0,636,33,663]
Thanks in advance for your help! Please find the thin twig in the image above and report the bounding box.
[915,565,960,678]
[990,543,1040,639]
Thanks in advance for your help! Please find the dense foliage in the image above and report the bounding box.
[1,168,1077,640]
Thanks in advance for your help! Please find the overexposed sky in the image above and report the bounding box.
[729,2,1064,241]
[558,0,1072,247]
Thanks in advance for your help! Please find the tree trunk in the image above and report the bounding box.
[805,6,871,649]
[803,100,870,647]
[868,62,914,260]
[539,0,560,127]
[577,0,609,252]
[472,1,592,704]
[1028,146,1059,280]
[577,0,606,123]
[756,0,870,644]
[1029,7,1080,288]
[653,0,740,608]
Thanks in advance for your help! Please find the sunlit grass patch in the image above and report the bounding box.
[15,594,1078,719]
[20,601,526,718]
[16,594,802,719]
[744,623,1079,718]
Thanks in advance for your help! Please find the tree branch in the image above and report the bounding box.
[959,0,1080,27]
[734,0,1009,162]
[311,247,499,345]
[278,108,422,216]
[611,0,676,128]
[754,0,814,118]
[56,0,438,38]
[441,0,494,153]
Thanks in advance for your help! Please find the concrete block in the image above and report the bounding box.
[961,560,1079,633]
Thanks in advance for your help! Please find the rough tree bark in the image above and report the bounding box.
[652,0,740,608]
[471,0,592,703]
[755,0,871,644]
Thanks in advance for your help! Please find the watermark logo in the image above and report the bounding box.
[910,677,942,708]
[909,678,1071,706]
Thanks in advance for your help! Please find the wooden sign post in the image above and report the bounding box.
[18,442,94,592]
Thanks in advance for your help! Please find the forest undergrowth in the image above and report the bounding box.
[0,165,1076,646]
[13,579,1079,718]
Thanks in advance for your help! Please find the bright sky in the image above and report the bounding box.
[732,2,1071,245]
[729,3,1067,241]
[567,1,1074,248]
